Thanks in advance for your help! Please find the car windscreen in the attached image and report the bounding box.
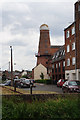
[68,81,77,86]
[24,80,30,83]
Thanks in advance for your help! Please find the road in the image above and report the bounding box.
[22,83,63,94]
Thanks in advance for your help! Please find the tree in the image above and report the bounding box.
[40,72,44,80]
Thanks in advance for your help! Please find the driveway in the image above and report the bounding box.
[23,83,63,94]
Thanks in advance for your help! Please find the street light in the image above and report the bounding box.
[10,46,13,86]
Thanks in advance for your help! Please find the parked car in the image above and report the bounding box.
[20,79,36,88]
[20,79,31,88]
[57,79,67,87]
[0,79,21,88]
[62,80,80,93]
[0,80,11,86]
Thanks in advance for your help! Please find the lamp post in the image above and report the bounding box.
[10,46,13,86]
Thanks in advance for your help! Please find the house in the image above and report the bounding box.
[64,0,80,80]
[52,46,65,83]
[33,63,49,80]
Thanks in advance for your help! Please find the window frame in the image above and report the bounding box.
[72,42,75,50]
[67,58,70,66]
[67,45,70,53]
[72,57,75,65]
[66,30,70,38]
[71,26,75,35]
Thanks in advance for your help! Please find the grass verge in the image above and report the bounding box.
[1,86,58,95]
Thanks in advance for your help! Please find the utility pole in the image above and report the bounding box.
[9,61,10,71]
[10,46,13,86]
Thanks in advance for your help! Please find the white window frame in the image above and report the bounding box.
[63,61,65,67]
[67,45,70,53]
[66,30,70,38]
[72,42,75,50]
[72,57,75,65]
[67,58,70,66]
[72,26,75,35]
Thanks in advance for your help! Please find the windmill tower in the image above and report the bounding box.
[35,24,51,68]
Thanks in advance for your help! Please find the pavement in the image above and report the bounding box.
[23,83,63,94]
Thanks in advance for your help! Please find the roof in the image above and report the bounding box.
[52,45,65,63]
[53,45,65,53]
[40,24,49,30]
[64,22,75,31]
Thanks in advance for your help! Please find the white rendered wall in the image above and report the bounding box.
[34,63,49,80]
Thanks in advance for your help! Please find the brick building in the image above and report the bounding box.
[65,0,80,80]
[32,1,80,81]
[52,46,65,84]
[32,24,61,80]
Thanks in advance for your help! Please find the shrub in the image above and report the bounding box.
[40,73,44,80]
[35,79,52,84]
[2,95,80,120]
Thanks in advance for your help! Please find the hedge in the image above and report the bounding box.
[35,79,52,84]
[2,95,80,120]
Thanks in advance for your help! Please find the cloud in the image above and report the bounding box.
[0,1,76,70]
[0,0,77,3]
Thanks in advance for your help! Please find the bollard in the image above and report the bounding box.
[14,81,16,92]
[30,80,32,94]
[30,85,32,94]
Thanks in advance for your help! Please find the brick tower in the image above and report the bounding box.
[35,24,51,68]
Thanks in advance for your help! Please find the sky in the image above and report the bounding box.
[0,0,77,71]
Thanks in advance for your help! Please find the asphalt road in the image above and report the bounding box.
[22,83,63,94]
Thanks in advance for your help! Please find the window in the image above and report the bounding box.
[56,64,57,68]
[63,50,65,55]
[78,4,80,11]
[58,63,61,72]
[67,45,70,52]
[45,51,48,53]
[79,24,80,31]
[72,26,75,35]
[59,63,60,67]
[63,61,65,67]
[67,58,70,66]
[52,64,54,73]
[52,64,54,68]
[72,57,75,65]
[72,42,75,50]
[66,30,70,38]
[63,61,65,72]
